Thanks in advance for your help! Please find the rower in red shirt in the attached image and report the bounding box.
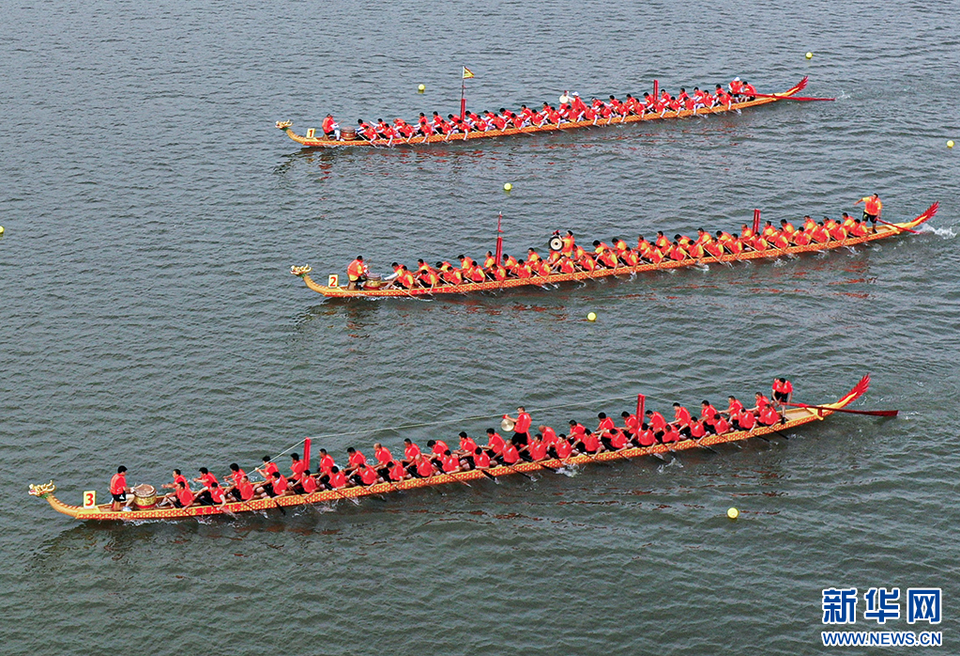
[159,481,196,509]
[661,424,681,444]
[597,412,616,433]
[159,468,188,506]
[402,438,422,466]
[426,439,449,467]
[645,409,668,441]
[758,404,782,426]
[732,408,756,431]
[751,392,772,414]
[388,460,407,482]
[317,449,336,476]
[321,114,340,139]
[327,467,347,489]
[620,411,639,438]
[455,432,479,469]
[300,470,318,494]
[635,423,657,447]
[234,476,255,502]
[714,415,731,435]
[345,447,367,473]
[522,436,547,461]
[289,453,307,487]
[740,81,757,100]
[110,466,131,511]
[499,441,521,465]
[374,443,393,480]
[485,428,506,457]
[417,113,434,136]
[574,430,600,454]
[723,396,744,419]
[473,448,492,468]
[671,403,693,438]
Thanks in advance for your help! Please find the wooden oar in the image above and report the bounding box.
[750,92,835,102]
[876,218,920,234]
[432,465,473,489]
[784,402,898,417]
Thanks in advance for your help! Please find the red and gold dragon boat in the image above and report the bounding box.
[30,376,881,522]
[291,203,938,299]
[275,77,812,148]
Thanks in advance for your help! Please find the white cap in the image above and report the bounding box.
[573,92,579,96]
[734,76,741,81]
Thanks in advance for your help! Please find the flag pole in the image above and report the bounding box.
[460,73,467,122]
[495,211,504,263]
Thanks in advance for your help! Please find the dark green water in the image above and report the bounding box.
[2,1,958,653]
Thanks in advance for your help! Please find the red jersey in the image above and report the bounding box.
[609,430,628,449]
[474,450,491,467]
[210,486,225,504]
[176,487,195,507]
[441,455,459,473]
[358,467,378,485]
[673,406,692,426]
[238,480,254,501]
[581,432,600,453]
[555,439,573,458]
[487,432,506,454]
[199,472,218,488]
[501,443,520,464]
[541,426,559,446]
[301,476,318,494]
[637,428,657,447]
[229,469,246,487]
[319,454,335,474]
[329,471,347,488]
[290,460,306,482]
[404,443,421,461]
[416,458,435,477]
[348,451,367,468]
[374,447,393,465]
[528,441,547,461]
[431,440,449,456]
[272,475,289,495]
[737,411,756,430]
[598,416,616,432]
[459,436,478,453]
[649,412,667,433]
[110,473,127,495]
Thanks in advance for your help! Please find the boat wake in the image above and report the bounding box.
[927,225,956,239]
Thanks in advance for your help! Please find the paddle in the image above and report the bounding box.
[749,93,835,102]
[784,402,898,417]
[876,218,920,234]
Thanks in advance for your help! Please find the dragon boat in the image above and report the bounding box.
[275,77,811,148]
[31,375,880,522]
[291,203,938,299]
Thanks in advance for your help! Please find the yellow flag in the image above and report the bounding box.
[462,66,475,79]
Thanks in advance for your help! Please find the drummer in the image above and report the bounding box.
[110,466,131,512]
[346,256,368,290]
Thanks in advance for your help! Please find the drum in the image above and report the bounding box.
[500,417,516,432]
[341,127,357,141]
[132,484,158,508]
[549,236,564,252]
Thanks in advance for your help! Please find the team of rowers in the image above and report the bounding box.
[345,201,883,290]
[108,379,795,511]
[319,77,759,143]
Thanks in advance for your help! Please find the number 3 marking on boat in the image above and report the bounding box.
[83,491,97,508]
